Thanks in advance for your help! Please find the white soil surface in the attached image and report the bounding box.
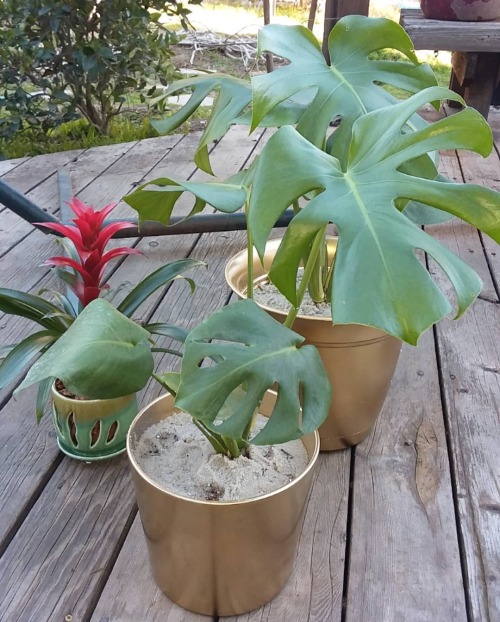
[253,278,332,319]
[134,412,309,502]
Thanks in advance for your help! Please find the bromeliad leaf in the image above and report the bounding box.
[16,299,153,399]
[249,87,500,345]
[0,288,70,333]
[252,17,437,154]
[0,330,59,390]
[175,299,331,445]
[117,258,206,318]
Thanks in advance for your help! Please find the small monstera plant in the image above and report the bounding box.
[123,16,500,453]
[156,299,331,457]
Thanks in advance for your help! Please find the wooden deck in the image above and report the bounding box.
[0,111,499,621]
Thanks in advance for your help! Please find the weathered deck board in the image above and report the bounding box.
[0,128,266,622]
[224,452,350,622]
[90,518,211,622]
[346,334,468,621]
[0,122,498,622]
[427,151,500,620]
[435,295,500,620]
[0,156,30,176]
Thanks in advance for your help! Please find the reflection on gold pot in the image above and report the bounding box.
[127,391,320,616]
[225,238,401,451]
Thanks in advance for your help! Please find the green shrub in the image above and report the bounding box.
[0,0,199,140]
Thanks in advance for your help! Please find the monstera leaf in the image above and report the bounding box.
[151,75,252,174]
[148,17,436,174]
[175,299,331,445]
[125,176,247,226]
[248,87,500,345]
[252,18,437,155]
[16,299,153,399]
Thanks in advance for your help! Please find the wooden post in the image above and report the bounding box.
[322,0,370,62]
[263,0,275,72]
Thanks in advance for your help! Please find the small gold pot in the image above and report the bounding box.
[225,238,402,451]
[127,391,319,617]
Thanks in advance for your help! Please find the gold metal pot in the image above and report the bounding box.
[225,238,402,451]
[127,391,319,617]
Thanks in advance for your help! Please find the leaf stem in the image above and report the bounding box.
[246,200,254,300]
[284,226,327,329]
[192,419,227,455]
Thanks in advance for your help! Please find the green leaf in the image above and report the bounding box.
[36,376,53,422]
[150,75,252,174]
[124,177,247,226]
[248,87,500,345]
[0,330,59,390]
[154,371,180,395]
[175,299,330,445]
[117,258,206,318]
[0,288,68,332]
[252,17,438,152]
[143,322,189,343]
[16,299,153,399]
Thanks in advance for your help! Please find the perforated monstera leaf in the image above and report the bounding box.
[151,75,252,175]
[125,176,247,227]
[252,17,437,154]
[175,299,331,445]
[249,87,500,345]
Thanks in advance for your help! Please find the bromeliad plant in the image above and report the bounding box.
[0,198,203,418]
[120,16,500,453]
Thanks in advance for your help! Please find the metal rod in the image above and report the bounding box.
[0,179,59,227]
[0,177,295,238]
[96,210,296,238]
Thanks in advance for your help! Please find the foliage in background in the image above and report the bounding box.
[0,0,199,142]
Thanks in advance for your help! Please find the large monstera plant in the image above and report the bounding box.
[125,16,500,453]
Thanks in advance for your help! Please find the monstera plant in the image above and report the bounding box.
[124,16,500,452]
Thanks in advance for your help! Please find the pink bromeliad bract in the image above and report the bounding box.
[38,198,141,307]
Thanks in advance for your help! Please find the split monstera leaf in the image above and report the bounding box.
[128,87,500,344]
[124,17,500,452]
[157,299,331,453]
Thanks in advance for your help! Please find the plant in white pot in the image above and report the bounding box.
[125,16,500,450]
[126,297,331,616]
[0,198,203,459]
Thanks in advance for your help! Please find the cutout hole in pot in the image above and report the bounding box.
[68,412,78,446]
[107,421,118,443]
[90,421,101,446]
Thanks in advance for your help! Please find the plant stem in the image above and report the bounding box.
[307,240,326,303]
[246,200,254,300]
[323,247,336,301]
[192,419,227,455]
[284,226,327,329]
[222,436,241,459]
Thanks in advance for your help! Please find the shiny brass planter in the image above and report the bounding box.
[51,384,137,461]
[127,391,319,617]
[225,238,402,451]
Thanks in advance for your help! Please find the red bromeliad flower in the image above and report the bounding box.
[37,198,141,307]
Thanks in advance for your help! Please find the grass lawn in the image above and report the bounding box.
[1,1,451,159]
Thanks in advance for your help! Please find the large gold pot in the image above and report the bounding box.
[127,391,319,617]
[225,238,402,451]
